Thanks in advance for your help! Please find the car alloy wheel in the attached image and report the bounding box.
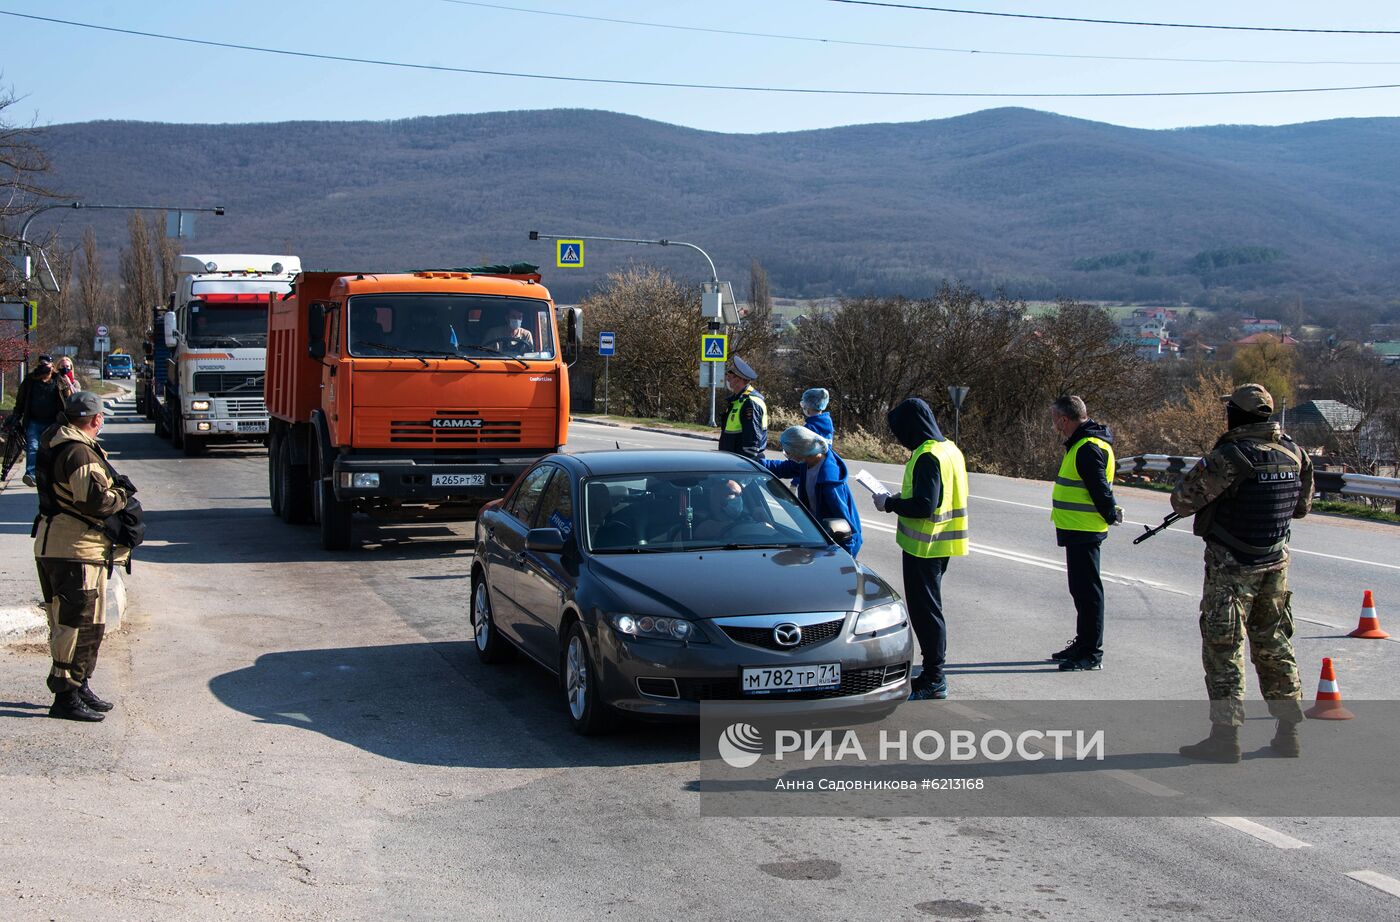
[565,634,589,721]
[472,579,511,664]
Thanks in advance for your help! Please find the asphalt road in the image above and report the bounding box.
[2,409,1398,920]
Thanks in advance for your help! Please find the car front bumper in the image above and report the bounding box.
[596,617,913,719]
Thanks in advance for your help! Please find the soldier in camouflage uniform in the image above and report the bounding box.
[1170,383,1312,763]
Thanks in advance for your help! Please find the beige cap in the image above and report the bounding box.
[1222,382,1274,414]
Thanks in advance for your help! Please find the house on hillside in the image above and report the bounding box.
[1233,332,1300,348]
[1240,317,1283,334]
[1282,400,1394,472]
[1368,341,1400,366]
[1132,307,1179,323]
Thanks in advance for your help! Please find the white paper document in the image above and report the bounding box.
[854,469,887,495]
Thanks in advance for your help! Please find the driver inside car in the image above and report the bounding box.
[691,478,774,542]
[482,306,535,352]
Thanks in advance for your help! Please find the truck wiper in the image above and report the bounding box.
[459,342,529,369]
[354,341,430,367]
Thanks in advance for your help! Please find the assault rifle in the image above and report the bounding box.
[1133,512,1182,545]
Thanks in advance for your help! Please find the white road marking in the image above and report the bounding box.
[1209,816,1311,849]
[1103,770,1181,798]
[1346,870,1400,899]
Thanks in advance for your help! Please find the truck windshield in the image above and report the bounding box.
[347,294,556,360]
[187,303,268,346]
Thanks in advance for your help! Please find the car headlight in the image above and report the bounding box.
[853,601,907,635]
[190,400,211,411]
[609,613,707,643]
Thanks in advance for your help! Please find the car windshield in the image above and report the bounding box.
[347,294,556,360]
[582,470,832,553]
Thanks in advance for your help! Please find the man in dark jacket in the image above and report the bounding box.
[1049,396,1121,672]
[11,355,73,487]
[873,398,968,700]
[763,425,862,557]
[717,357,767,460]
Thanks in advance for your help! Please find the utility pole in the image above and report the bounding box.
[529,231,727,425]
[16,202,225,381]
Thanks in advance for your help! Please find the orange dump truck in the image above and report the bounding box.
[266,267,581,550]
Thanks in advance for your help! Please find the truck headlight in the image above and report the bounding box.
[340,472,380,489]
[853,601,907,636]
[196,422,212,432]
[191,400,211,411]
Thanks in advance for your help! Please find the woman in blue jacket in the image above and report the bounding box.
[801,388,834,442]
[763,425,862,558]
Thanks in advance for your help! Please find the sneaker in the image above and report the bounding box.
[21,474,35,487]
[1049,639,1080,662]
[1058,656,1102,672]
[909,678,948,701]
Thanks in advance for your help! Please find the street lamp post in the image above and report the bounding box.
[16,202,225,380]
[529,231,726,425]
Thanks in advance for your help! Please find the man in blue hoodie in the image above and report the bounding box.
[1049,396,1122,672]
[762,425,861,558]
[872,398,968,700]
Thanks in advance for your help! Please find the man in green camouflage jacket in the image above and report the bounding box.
[1170,383,1312,763]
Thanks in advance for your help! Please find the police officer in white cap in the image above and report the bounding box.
[718,356,767,460]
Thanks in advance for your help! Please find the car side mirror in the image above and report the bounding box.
[823,517,853,540]
[526,527,567,553]
[566,306,583,346]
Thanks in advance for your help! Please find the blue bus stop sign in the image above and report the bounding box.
[599,331,616,356]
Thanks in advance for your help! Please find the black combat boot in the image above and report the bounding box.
[1178,723,1240,763]
[77,681,114,713]
[49,690,105,722]
[1268,720,1301,757]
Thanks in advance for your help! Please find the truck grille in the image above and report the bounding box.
[388,410,523,445]
[193,372,264,395]
[224,398,267,418]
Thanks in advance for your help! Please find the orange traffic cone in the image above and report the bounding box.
[1348,590,1389,639]
[1304,657,1355,720]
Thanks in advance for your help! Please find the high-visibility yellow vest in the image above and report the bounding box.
[724,386,767,433]
[1051,436,1115,532]
[896,439,969,558]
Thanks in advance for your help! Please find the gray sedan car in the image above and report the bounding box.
[471,449,913,734]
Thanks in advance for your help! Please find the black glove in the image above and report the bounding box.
[113,473,138,496]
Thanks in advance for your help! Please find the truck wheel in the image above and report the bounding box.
[183,434,208,457]
[279,437,312,525]
[268,431,284,516]
[311,442,353,550]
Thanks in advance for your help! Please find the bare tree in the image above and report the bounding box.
[78,227,108,345]
[0,84,52,227]
[119,212,159,342]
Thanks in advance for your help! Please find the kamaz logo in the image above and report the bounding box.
[432,418,484,429]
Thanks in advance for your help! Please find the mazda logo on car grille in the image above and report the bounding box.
[773,623,803,647]
[431,418,484,429]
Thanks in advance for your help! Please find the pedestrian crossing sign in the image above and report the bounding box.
[556,239,584,268]
[701,334,728,362]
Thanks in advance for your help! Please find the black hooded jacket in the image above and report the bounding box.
[1057,419,1117,547]
[884,398,946,519]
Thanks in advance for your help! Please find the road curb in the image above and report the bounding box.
[0,570,127,645]
[570,416,718,443]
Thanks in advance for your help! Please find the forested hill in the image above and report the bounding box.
[36,107,1400,306]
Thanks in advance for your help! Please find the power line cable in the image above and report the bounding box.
[4,10,1400,98]
[435,0,1400,65]
[823,0,1400,35]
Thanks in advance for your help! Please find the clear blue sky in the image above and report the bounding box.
[2,0,1398,132]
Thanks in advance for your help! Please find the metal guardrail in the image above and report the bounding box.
[1118,455,1400,502]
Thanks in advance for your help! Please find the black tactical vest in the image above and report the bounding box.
[1207,436,1303,565]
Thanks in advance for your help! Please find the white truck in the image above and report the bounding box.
[155,254,301,455]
